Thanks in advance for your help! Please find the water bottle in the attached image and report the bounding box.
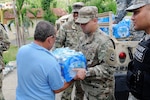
[117,26,129,38]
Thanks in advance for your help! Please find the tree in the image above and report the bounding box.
[25,0,42,8]
[11,0,37,47]
[85,0,116,14]
[41,0,57,24]
[28,9,40,24]
[12,0,23,47]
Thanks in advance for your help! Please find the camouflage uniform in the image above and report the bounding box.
[76,6,116,100]
[77,29,115,100]
[115,0,145,41]
[55,2,85,100]
[0,23,10,100]
[55,20,83,49]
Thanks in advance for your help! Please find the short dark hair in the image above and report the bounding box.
[34,21,55,42]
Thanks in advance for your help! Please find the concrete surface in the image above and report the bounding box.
[2,68,76,100]
[3,69,17,100]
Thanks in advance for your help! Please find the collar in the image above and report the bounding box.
[30,42,52,55]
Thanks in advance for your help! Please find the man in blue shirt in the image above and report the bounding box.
[16,21,86,100]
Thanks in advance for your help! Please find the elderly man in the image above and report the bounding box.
[76,6,116,100]
[16,21,85,100]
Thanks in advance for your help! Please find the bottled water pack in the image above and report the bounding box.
[52,47,87,82]
[98,17,131,38]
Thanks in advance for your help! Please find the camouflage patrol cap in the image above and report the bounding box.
[75,6,98,24]
[126,0,150,12]
[72,2,84,13]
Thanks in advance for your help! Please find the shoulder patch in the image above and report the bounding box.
[105,48,116,66]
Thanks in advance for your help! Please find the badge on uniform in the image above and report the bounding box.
[105,48,116,66]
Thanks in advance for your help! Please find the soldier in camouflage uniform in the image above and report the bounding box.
[114,0,145,41]
[76,6,116,100]
[55,2,85,100]
[0,23,10,100]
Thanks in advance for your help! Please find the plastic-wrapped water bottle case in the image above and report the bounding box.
[52,47,87,82]
[98,16,131,38]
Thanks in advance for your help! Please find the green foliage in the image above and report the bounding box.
[3,37,34,64]
[86,0,116,14]
[8,7,34,34]
[54,0,117,15]
[2,37,34,64]
[49,14,57,24]
[25,0,41,8]
[41,0,51,11]
[27,37,34,40]
[76,0,85,3]
[43,10,57,24]
[53,1,57,8]
[10,0,39,47]
[23,16,34,29]
[16,0,25,11]
[105,0,117,14]
[67,5,72,14]
[3,45,18,64]
[23,0,117,16]
[41,0,57,24]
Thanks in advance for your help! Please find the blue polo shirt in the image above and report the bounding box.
[16,42,64,100]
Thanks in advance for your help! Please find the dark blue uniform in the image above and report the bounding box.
[127,35,150,100]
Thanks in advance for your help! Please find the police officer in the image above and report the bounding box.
[126,0,150,99]
[114,0,145,41]
[114,1,144,100]
[76,6,116,100]
[0,23,10,100]
[55,2,85,100]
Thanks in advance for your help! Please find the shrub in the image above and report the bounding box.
[3,45,18,64]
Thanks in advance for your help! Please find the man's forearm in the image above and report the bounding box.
[54,79,74,93]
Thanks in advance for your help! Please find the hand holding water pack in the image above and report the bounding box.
[52,47,87,82]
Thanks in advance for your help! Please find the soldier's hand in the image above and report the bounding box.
[73,68,86,80]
